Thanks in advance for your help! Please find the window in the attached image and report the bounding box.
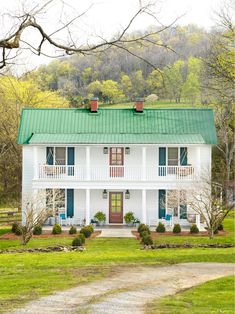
[167,190,178,217]
[46,147,66,165]
[46,189,66,215]
[55,148,66,165]
[168,148,178,166]
[166,190,187,219]
[110,147,124,165]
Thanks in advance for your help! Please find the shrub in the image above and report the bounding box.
[15,226,22,236]
[190,224,199,234]
[72,234,85,247]
[87,224,94,233]
[156,222,165,233]
[11,222,19,234]
[141,235,153,245]
[80,225,93,238]
[69,226,77,235]
[140,230,150,238]
[218,224,223,231]
[52,224,62,235]
[94,211,106,222]
[138,223,150,234]
[173,224,181,234]
[214,228,219,234]
[33,225,42,235]
[124,211,135,224]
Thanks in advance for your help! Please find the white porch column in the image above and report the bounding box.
[86,146,91,180]
[197,146,201,179]
[85,189,90,225]
[142,146,146,181]
[142,189,147,224]
[33,146,38,179]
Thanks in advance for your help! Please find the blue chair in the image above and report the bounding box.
[165,214,173,227]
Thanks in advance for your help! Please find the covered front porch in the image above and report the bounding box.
[36,187,202,229]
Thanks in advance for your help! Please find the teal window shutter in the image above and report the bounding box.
[159,147,166,176]
[180,147,187,165]
[67,147,74,165]
[46,147,54,165]
[67,189,74,218]
[159,190,166,219]
[67,147,75,176]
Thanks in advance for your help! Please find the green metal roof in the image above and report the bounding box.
[29,133,205,144]
[17,108,217,145]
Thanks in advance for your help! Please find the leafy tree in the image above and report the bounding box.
[146,70,164,98]
[131,70,146,98]
[101,80,124,103]
[120,74,133,99]
[164,60,186,103]
[0,76,68,203]
[182,57,202,104]
[87,80,103,99]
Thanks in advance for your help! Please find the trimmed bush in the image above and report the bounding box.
[156,222,165,233]
[52,224,62,235]
[33,225,42,235]
[124,212,135,224]
[11,222,19,234]
[15,226,22,236]
[69,226,77,235]
[137,223,150,234]
[218,224,223,231]
[87,224,94,233]
[190,224,199,234]
[94,211,106,223]
[140,230,150,238]
[80,225,93,238]
[141,235,153,245]
[173,224,181,234]
[214,228,219,234]
[72,234,85,247]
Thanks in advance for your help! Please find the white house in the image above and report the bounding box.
[17,100,217,227]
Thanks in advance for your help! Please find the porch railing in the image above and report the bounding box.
[37,164,195,181]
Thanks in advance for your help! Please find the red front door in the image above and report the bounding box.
[109,192,123,223]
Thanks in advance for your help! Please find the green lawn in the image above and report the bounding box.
[146,275,235,313]
[100,101,205,109]
[0,215,234,312]
[153,215,235,245]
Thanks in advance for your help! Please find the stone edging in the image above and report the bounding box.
[0,245,85,254]
[142,243,235,249]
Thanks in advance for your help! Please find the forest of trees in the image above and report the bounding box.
[25,25,209,105]
[0,12,234,205]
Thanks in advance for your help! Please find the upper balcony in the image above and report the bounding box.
[36,164,196,181]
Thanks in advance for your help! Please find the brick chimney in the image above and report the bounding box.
[90,97,98,112]
[135,98,144,112]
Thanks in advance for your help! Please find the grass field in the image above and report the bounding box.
[145,275,235,314]
[100,101,205,109]
[0,214,234,312]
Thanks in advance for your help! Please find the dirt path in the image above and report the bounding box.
[12,263,234,314]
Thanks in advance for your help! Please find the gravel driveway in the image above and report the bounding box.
[12,263,235,314]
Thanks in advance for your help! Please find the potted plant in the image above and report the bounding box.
[124,211,135,226]
[94,211,106,226]
[90,218,98,227]
[133,218,140,228]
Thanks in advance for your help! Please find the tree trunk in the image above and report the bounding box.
[209,228,214,239]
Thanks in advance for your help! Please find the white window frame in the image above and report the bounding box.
[46,188,67,218]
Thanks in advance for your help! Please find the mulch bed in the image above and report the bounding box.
[0,231,101,240]
[132,230,226,240]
